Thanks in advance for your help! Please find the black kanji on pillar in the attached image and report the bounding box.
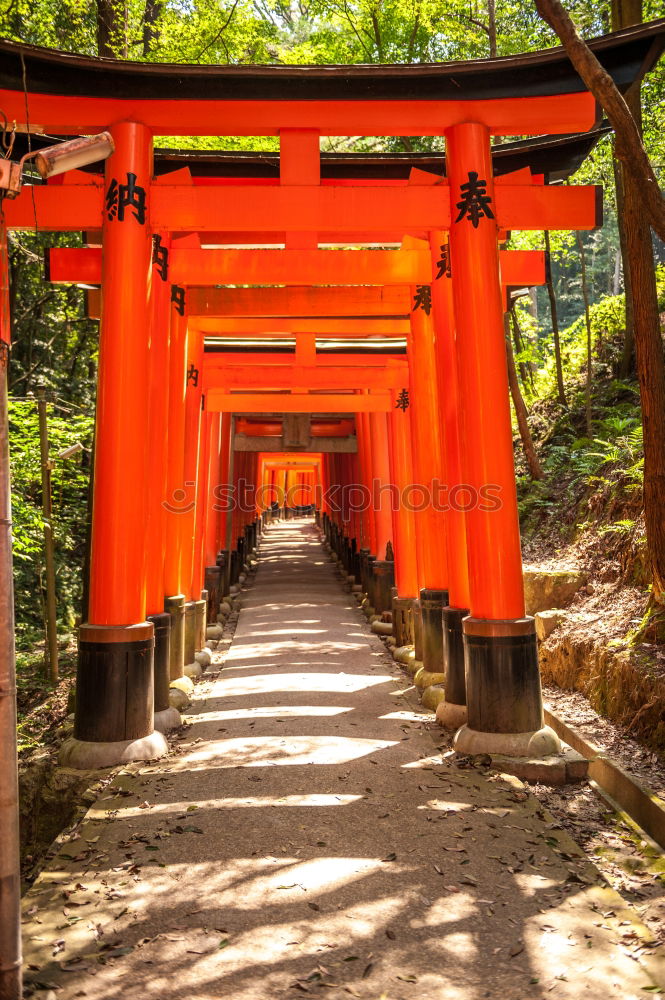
[435,243,451,280]
[152,235,169,281]
[395,388,410,411]
[454,171,494,228]
[105,173,147,225]
[171,285,186,316]
[413,285,432,315]
[187,363,199,387]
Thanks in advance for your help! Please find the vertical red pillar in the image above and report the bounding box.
[368,410,395,614]
[204,413,222,567]
[357,410,376,555]
[71,122,167,765]
[192,410,213,604]
[388,388,419,647]
[145,234,171,619]
[430,231,471,726]
[144,233,180,733]
[216,412,232,595]
[202,412,223,622]
[446,122,557,756]
[181,328,203,603]
[369,411,393,561]
[408,278,449,678]
[162,293,188,684]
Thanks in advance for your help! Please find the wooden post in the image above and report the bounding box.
[446,122,558,757]
[407,276,449,676]
[68,122,166,768]
[0,215,22,1000]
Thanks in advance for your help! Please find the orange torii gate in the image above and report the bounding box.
[0,23,662,780]
[34,165,592,765]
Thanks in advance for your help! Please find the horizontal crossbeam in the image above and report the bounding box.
[206,391,392,413]
[5,182,601,234]
[47,247,547,288]
[204,364,407,391]
[189,286,410,318]
[0,92,596,137]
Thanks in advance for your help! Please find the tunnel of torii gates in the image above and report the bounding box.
[0,21,664,769]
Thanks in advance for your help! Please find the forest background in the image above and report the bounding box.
[0,0,663,737]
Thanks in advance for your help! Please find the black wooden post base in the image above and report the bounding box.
[453,617,560,757]
[420,588,448,675]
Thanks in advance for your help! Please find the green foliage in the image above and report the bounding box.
[8,398,93,650]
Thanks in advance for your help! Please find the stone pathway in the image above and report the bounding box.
[22,520,664,999]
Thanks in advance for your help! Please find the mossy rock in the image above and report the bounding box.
[523,568,587,615]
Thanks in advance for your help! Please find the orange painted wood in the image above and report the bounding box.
[181,328,204,601]
[206,355,404,369]
[48,245,546,288]
[144,237,172,617]
[368,410,393,562]
[151,183,600,234]
[189,285,410,317]
[204,413,222,566]
[215,412,232,557]
[388,389,419,598]
[87,123,153,625]
[206,391,391,413]
[281,129,320,252]
[163,306,188,598]
[407,284,449,591]
[6,180,599,235]
[203,365,407,391]
[499,249,547,287]
[174,248,432,285]
[192,410,213,599]
[430,233,470,611]
[447,122,525,621]
[0,91,596,137]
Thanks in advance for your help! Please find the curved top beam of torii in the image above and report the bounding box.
[0,22,662,136]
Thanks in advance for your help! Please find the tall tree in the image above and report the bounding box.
[544,230,567,407]
[506,312,544,480]
[612,0,643,378]
[535,0,665,606]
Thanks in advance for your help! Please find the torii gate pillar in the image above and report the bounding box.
[61,123,167,768]
[447,122,559,758]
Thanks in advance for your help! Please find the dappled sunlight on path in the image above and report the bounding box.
[21,520,664,1000]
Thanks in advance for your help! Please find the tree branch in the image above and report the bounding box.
[195,0,241,62]
[534,0,665,243]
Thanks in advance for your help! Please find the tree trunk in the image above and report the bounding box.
[575,233,594,437]
[544,230,567,406]
[487,0,497,57]
[614,147,637,377]
[534,0,665,244]
[97,0,128,57]
[535,0,665,604]
[623,172,665,605]
[505,315,544,480]
[96,0,116,56]
[142,0,164,56]
[611,0,642,379]
[510,305,535,391]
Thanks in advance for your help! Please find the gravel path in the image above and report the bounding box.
[21,520,665,999]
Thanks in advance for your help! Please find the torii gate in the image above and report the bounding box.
[0,23,663,775]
